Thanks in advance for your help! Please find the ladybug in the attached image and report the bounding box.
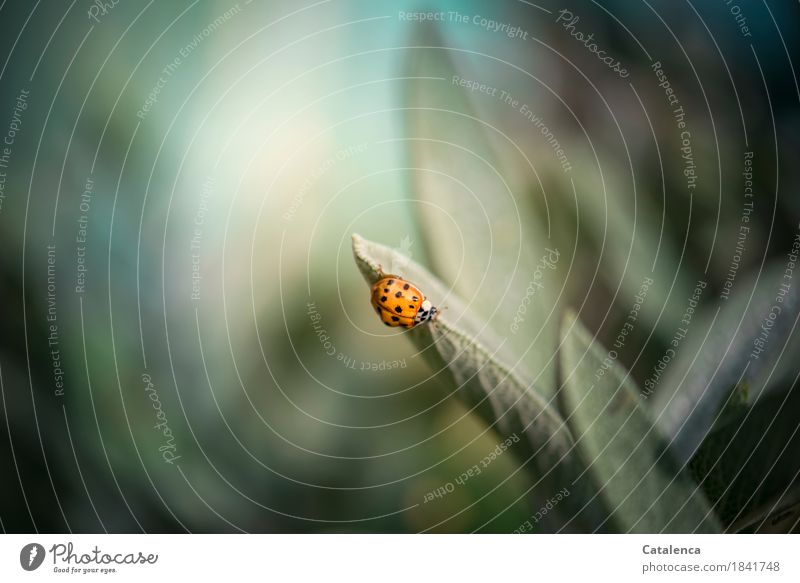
[370,274,438,328]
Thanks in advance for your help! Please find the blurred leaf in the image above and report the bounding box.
[403,23,562,398]
[352,234,605,532]
[651,263,800,465]
[689,382,800,531]
[559,310,720,533]
[563,144,696,345]
[730,485,800,534]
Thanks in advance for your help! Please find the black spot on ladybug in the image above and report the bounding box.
[384,321,391,326]
[375,306,381,313]
[395,291,402,298]
[395,306,402,313]
[412,296,418,301]
[381,296,387,302]
[391,316,399,322]
[409,305,415,309]
[383,288,389,293]
[388,279,394,285]
[403,283,410,290]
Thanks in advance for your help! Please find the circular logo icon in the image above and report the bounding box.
[20,543,46,571]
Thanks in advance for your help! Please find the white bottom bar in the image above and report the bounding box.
[1,534,796,582]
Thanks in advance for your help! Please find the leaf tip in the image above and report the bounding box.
[351,233,381,284]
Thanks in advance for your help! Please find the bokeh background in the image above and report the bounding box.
[0,0,798,533]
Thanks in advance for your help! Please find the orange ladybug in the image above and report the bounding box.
[370,274,438,328]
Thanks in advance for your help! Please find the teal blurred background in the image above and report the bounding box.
[0,0,798,532]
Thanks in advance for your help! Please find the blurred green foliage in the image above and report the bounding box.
[0,0,798,533]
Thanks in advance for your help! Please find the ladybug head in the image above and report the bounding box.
[415,299,438,324]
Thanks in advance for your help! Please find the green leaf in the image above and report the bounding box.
[559,310,721,532]
[402,24,562,398]
[689,383,800,531]
[352,233,604,531]
[650,263,800,465]
[565,146,697,343]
